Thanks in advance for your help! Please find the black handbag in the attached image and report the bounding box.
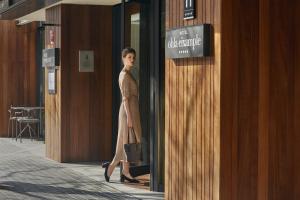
[124,128,142,162]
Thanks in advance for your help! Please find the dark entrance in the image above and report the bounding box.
[112,0,165,192]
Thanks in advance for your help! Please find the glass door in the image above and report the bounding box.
[124,0,151,180]
[112,0,165,192]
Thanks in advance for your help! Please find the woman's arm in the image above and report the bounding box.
[123,98,133,127]
[120,73,133,127]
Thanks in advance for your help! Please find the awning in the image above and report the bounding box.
[0,0,121,21]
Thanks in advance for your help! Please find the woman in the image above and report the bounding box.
[103,47,141,183]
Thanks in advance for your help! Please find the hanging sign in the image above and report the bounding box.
[165,24,212,59]
[42,48,60,67]
[184,0,195,19]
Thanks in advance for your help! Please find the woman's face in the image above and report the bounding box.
[122,53,135,68]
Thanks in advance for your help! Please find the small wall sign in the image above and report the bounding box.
[42,48,60,67]
[48,68,56,95]
[184,0,195,20]
[79,50,94,72]
[165,24,212,59]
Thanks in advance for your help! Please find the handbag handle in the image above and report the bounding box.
[128,127,138,143]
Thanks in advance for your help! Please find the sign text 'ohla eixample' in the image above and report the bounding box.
[165,24,212,59]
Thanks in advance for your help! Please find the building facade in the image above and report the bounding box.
[0,0,300,199]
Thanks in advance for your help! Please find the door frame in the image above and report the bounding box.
[147,0,165,192]
[118,0,164,192]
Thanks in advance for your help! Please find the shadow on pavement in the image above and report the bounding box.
[0,181,138,200]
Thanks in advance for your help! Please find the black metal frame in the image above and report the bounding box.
[36,22,45,140]
[113,0,165,192]
[123,0,164,192]
[148,0,165,192]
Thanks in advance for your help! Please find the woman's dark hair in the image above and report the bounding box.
[122,47,136,58]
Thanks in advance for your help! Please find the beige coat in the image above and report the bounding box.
[111,70,142,163]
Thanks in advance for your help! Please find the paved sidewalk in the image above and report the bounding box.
[0,138,164,200]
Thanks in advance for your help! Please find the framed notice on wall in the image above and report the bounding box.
[48,68,56,94]
[79,50,94,72]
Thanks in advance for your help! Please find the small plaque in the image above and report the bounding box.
[48,68,56,94]
[42,48,60,67]
[79,50,94,72]
[165,24,212,59]
[184,0,195,20]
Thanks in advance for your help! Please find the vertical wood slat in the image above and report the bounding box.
[294,2,300,199]
[258,0,270,199]
[178,1,184,200]
[175,1,180,200]
[186,0,193,200]
[165,0,221,199]
[164,0,170,198]
[213,0,221,198]
[178,2,183,198]
[196,1,203,199]
[169,0,174,199]
[0,21,38,137]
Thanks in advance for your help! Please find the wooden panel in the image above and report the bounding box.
[165,0,221,199]
[45,4,112,162]
[221,0,300,200]
[0,21,38,137]
[268,1,298,199]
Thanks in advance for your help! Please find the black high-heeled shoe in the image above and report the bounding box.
[121,174,140,183]
[102,162,110,168]
[103,163,110,182]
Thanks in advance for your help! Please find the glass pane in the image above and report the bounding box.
[130,13,140,85]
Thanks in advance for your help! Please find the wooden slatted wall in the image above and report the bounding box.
[165,0,221,199]
[0,21,38,137]
[60,4,113,162]
[45,5,113,162]
[166,0,300,199]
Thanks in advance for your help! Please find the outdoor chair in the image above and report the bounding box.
[7,106,23,139]
[16,108,40,142]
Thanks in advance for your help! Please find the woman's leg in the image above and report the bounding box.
[122,129,136,178]
[122,161,134,179]
[107,125,126,177]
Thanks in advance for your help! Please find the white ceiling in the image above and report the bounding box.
[17,0,121,22]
